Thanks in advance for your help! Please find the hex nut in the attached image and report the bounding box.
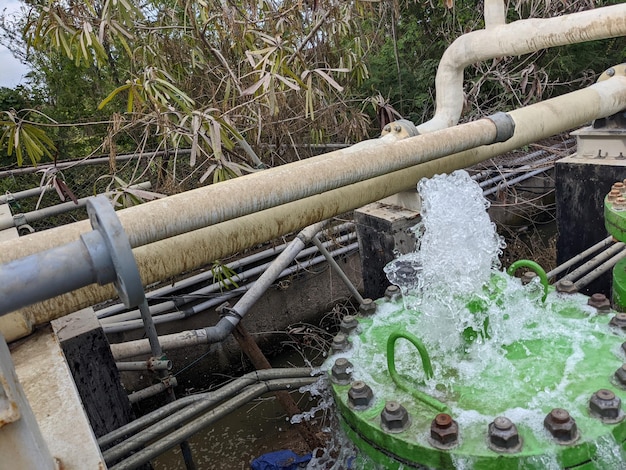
[488,417,521,452]
[615,364,626,387]
[610,313,626,330]
[622,341,626,356]
[521,271,537,285]
[330,358,353,385]
[384,285,401,300]
[359,298,377,316]
[331,333,350,353]
[588,293,611,313]
[430,413,459,447]
[348,381,374,410]
[380,401,410,433]
[556,280,578,294]
[589,389,623,421]
[340,315,359,335]
[543,408,578,443]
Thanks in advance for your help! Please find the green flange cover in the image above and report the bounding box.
[330,275,626,469]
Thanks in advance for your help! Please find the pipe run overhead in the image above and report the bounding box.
[1,75,626,341]
[418,3,626,133]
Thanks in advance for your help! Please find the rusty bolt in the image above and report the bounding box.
[348,381,374,410]
[544,408,578,442]
[609,189,622,202]
[430,413,459,446]
[614,197,626,211]
[331,333,350,353]
[330,358,353,385]
[613,182,625,193]
[556,280,578,294]
[614,364,626,387]
[359,298,377,316]
[588,293,611,313]
[340,315,359,335]
[521,271,537,285]
[380,401,410,433]
[589,389,622,420]
[384,285,401,300]
[488,417,521,451]
[610,313,626,330]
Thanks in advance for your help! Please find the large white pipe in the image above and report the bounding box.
[418,3,626,133]
[1,75,626,341]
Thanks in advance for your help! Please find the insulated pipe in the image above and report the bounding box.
[2,75,626,342]
[109,377,319,470]
[97,367,315,449]
[546,236,615,280]
[417,3,626,133]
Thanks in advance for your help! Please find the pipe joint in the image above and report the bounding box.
[485,112,515,143]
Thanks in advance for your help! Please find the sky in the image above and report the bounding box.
[0,0,30,88]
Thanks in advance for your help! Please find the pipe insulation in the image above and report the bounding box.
[2,76,626,341]
[417,3,626,133]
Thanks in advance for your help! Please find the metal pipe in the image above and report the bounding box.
[546,236,615,279]
[574,249,626,290]
[98,368,314,451]
[478,154,557,188]
[116,359,172,371]
[418,3,626,133]
[109,377,318,470]
[105,243,357,341]
[3,76,626,342]
[482,164,555,197]
[560,242,626,283]
[0,186,50,204]
[127,377,178,404]
[311,234,364,304]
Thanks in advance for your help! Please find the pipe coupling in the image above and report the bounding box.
[485,112,515,143]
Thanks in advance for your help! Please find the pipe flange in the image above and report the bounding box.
[485,112,515,143]
[86,196,144,308]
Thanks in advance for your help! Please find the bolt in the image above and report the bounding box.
[588,293,611,313]
[383,125,391,132]
[359,298,377,316]
[556,280,578,294]
[610,313,626,330]
[331,333,350,353]
[613,182,625,192]
[614,197,626,211]
[430,413,459,446]
[607,67,616,77]
[330,358,353,385]
[384,285,401,300]
[488,416,521,451]
[347,381,374,410]
[609,189,622,202]
[340,315,359,335]
[589,389,622,421]
[544,408,578,443]
[380,401,410,433]
[614,364,626,387]
[521,271,537,285]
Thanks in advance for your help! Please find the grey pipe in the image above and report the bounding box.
[109,376,319,470]
[479,154,557,189]
[127,377,178,404]
[0,186,51,204]
[482,164,556,197]
[574,249,626,290]
[547,236,615,279]
[116,359,172,371]
[106,243,357,346]
[312,235,364,304]
[98,367,314,449]
[560,242,626,284]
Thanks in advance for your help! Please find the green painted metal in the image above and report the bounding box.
[330,272,626,469]
[507,259,549,302]
[606,196,626,311]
